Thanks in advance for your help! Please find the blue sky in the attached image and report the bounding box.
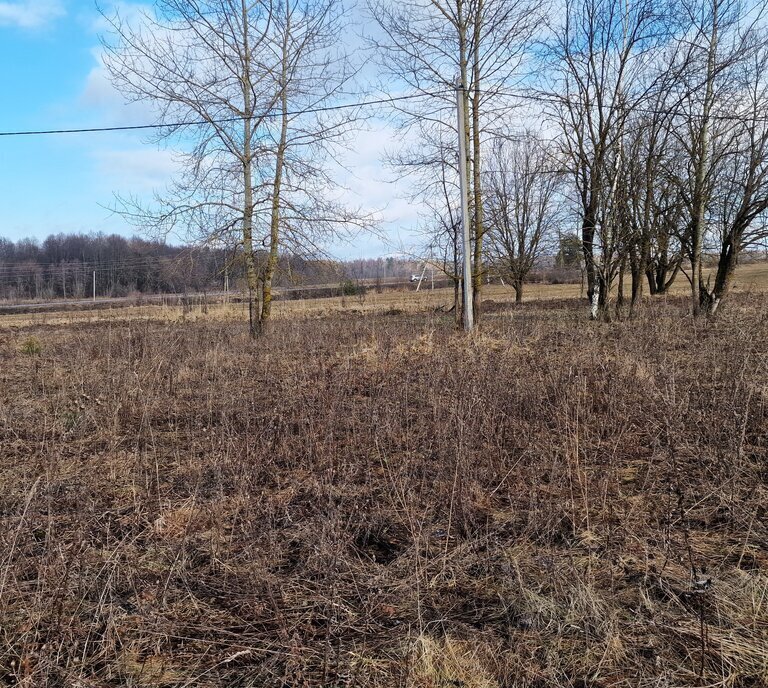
[0,1,421,259]
[0,2,160,239]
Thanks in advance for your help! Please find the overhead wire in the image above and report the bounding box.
[490,90,768,125]
[0,91,446,138]
[2,87,768,139]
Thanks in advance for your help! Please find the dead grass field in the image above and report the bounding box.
[0,273,767,686]
[3,261,768,329]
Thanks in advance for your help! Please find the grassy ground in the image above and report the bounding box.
[3,261,768,329]
[0,281,767,686]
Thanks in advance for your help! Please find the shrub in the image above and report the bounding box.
[19,336,42,356]
[340,279,367,297]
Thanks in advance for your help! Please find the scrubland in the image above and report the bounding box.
[0,286,767,686]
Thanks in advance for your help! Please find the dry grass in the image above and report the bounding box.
[4,260,768,329]
[0,290,767,686]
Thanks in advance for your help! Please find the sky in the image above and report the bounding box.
[0,0,423,259]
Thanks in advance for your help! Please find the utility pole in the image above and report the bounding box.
[456,83,474,331]
[93,270,96,303]
[415,261,428,292]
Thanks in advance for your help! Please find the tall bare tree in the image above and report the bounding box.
[257,0,362,330]
[101,1,278,334]
[616,101,685,314]
[101,0,360,336]
[667,0,768,315]
[700,33,768,313]
[368,0,539,321]
[544,0,672,319]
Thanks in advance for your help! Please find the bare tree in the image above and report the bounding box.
[258,0,363,330]
[420,133,464,323]
[101,1,279,334]
[484,134,562,302]
[701,33,768,313]
[612,104,685,316]
[101,0,361,336]
[544,0,672,319]
[368,0,540,321]
[667,0,768,315]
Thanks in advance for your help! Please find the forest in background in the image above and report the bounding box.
[4,231,767,304]
[0,233,426,301]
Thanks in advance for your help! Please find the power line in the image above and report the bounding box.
[0,253,187,274]
[0,91,444,138]
[3,87,767,140]
[493,90,768,125]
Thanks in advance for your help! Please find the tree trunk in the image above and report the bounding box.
[240,0,259,338]
[629,242,643,316]
[690,1,719,318]
[242,204,259,338]
[616,252,626,318]
[596,273,610,321]
[241,140,260,336]
[513,280,523,303]
[707,236,738,315]
[645,266,658,295]
[646,226,671,294]
[691,219,704,317]
[457,0,473,327]
[261,4,290,332]
[661,260,681,294]
[582,204,598,317]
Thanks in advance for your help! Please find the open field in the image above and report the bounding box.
[2,261,768,329]
[1,282,767,686]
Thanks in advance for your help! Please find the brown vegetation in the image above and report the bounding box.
[5,259,768,330]
[0,293,767,686]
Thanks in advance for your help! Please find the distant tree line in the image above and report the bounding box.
[0,233,228,301]
[0,233,426,302]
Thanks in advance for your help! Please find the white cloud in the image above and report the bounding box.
[81,58,119,109]
[0,0,65,29]
[80,46,159,126]
[327,121,431,257]
[91,147,180,191]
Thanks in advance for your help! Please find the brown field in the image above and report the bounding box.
[3,261,768,329]
[0,269,767,686]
